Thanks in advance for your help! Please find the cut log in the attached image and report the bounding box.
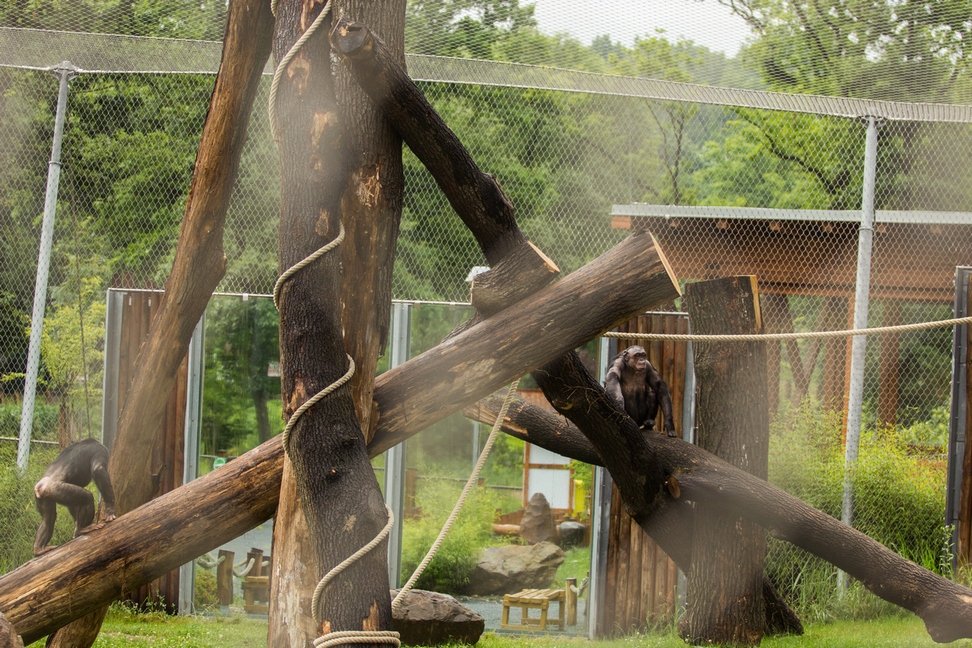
[681,276,771,645]
[519,354,972,643]
[0,232,678,645]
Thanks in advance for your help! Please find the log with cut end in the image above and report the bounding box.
[0,231,678,644]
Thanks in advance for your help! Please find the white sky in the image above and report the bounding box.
[530,0,753,57]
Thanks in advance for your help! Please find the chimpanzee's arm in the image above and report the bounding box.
[604,364,626,409]
[647,366,676,437]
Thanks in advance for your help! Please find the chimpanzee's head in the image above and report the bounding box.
[623,345,649,374]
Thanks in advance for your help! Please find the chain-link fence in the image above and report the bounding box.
[1,0,971,625]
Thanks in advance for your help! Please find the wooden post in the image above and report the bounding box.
[677,277,770,645]
[565,577,577,626]
[216,550,234,607]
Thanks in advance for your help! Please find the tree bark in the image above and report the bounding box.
[269,1,402,645]
[0,233,677,646]
[44,3,274,647]
[680,277,769,645]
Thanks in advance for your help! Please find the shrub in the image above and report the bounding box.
[400,480,518,593]
[765,402,949,619]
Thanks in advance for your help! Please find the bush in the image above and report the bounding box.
[400,480,518,593]
[766,402,949,619]
[193,569,219,610]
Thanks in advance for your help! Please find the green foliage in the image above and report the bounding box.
[200,296,281,461]
[192,569,219,611]
[767,403,950,619]
[400,482,517,593]
[0,401,59,440]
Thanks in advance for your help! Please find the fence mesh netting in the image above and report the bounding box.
[1,0,971,622]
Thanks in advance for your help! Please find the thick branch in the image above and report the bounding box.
[330,18,525,264]
[44,3,274,647]
[109,0,273,512]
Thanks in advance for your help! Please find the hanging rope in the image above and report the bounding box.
[605,314,972,343]
[391,379,521,613]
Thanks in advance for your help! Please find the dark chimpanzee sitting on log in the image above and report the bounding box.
[604,344,677,437]
[33,438,117,556]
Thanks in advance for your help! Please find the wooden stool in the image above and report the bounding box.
[242,575,269,614]
[500,588,565,631]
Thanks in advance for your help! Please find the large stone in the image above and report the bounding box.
[519,492,558,544]
[391,589,484,646]
[0,611,23,648]
[466,541,565,596]
[557,520,587,549]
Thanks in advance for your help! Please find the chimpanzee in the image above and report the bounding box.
[604,345,677,437]
[33,438,117,556]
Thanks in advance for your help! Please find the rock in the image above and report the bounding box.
[557,520,587,549]
[391,589,484,646]
[466,541,565,596]
[519,492,558,544]
[0,611,23,648]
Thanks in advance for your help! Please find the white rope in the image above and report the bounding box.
[194,553,224,569]
[310,506,401,648]
[391,379,521,613]
[272,222,346,311]
[280,355,356,455]
[232,557,257,578]
[313,630,402,647]
[605,314,972,343]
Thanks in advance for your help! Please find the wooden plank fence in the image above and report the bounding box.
[599,312,688,635]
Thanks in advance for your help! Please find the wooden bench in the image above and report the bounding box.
[500,588,565,631]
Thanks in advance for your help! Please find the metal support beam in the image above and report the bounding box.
[178,315,205,614]
[838,115,880,591]
[17,62,77,471]
[385,302,411,587]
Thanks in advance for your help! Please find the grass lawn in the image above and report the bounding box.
[23,608,972,647]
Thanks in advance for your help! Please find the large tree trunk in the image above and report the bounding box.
[680,277,769,645]
[0,234,678,646]
[44,3,274,647]
[268,1,404,645]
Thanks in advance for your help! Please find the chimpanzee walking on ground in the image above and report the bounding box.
[604,344,677,437]
[33,438,117,556]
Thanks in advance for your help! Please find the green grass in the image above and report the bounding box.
[22,609,972,647]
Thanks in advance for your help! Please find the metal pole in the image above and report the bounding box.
[946,267,971,573]
[17,62,76,471]
[587,336,614,639]
[385,301,411,587]
[179,315,205,614]
[838,115,879,591]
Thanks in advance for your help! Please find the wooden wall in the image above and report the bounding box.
[108,290,188,612]
[599,312,688,635]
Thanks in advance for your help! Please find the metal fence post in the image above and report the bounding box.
[17,62,77,471]
[838,115,880,592]
[385,301,411,587]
